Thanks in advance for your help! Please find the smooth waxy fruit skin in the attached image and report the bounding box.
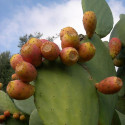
[95,76,123,94]
[4,110,10,117]
[11,73,19,80]
[21,43,42,67]
[83,11,97,38]
[0,83,3,90]
[78,42,96,62]
[41,41,60,61]
[15,61,37,82]
[6,80,35,100]
[109,37,122,59]
[10,54,24,70]
[60,47,79,65]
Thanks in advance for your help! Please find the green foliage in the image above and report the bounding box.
[34,59,99,125]
[116,110,125,125]
[0,51,14,91]
[29,109,43,125]
[82,0,113,38]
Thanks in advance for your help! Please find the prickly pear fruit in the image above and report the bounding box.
[78,42,96,62]
[0,83,3,90]
[41,41,60,61]
[95,76,123,94]
[11,73,19,80]
[13,113,20,119]
[15,61,37,82]
[109,37,122,59]
[83,11,97,38]
[0,115,6,122]
[10,54,23,70]
[21,43,42,67]
[113,57,124,67]
[60,47,79,65]
[60,27,78,39]
[27,37,42,49]
[61,32,80,49]
[40,39,49,44]
[4,110,10,117]
[6,80,35,100]
[19,115,26,121]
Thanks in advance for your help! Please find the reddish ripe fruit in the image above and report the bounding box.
[0,83,3,90]
[21,43,42,67]
[60,27,78,40]
[83,11,97,38]
[78,42,96,62]
[41,41,60,61]
[15,61,37,82]
[6,80,35,100]
[60,47,79,65]
[13,113,20,119]
[0,115,6,121]
[40,39,49,44]
[95,76,123,94]
[11,73,19,80]
[61,33,80,49]
[4,110,10,117]
[10,54,24,70]
[20,115,26,121]
[109,38,122,59]
[27,37,42,49]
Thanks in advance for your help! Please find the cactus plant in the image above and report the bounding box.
[1,0,125,125]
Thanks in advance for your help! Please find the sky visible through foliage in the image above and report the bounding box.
[0,0,125,54]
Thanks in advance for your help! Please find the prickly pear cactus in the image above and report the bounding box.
[1,0,125,125]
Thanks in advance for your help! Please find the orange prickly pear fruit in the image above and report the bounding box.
[10,54,24,70]
[78,42,96,62]
[60,27,78,39]
[0,115,6,123]
[40,39,49,44]
[109,37,122,59]
[13,113,20,119]
[20,115,26,121]
[27,37,42,49]
[0,83,3,90]
[83,11,97,38]
[4,110,10,117]
[60,27,80,49]
[6,80,35,100]
[95,76,123,94]
[11,73,19,80]
[21,43,42,67]
[15,61,37,82]
[60,47,79,66]
[41,41,60,61]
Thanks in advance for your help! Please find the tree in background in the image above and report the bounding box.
[18,32,59,48]
[0,51,14,91]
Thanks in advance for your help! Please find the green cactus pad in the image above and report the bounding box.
[82,0,113,38]
[81,34,117,125]
[116,110,125,125]
[0,91,20,114]
[14,96,36,115]
[34,59,99,125]
[111,110,121,125]
[5,117,28,125]
[29,109,43,125]
[110,14,125,47]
